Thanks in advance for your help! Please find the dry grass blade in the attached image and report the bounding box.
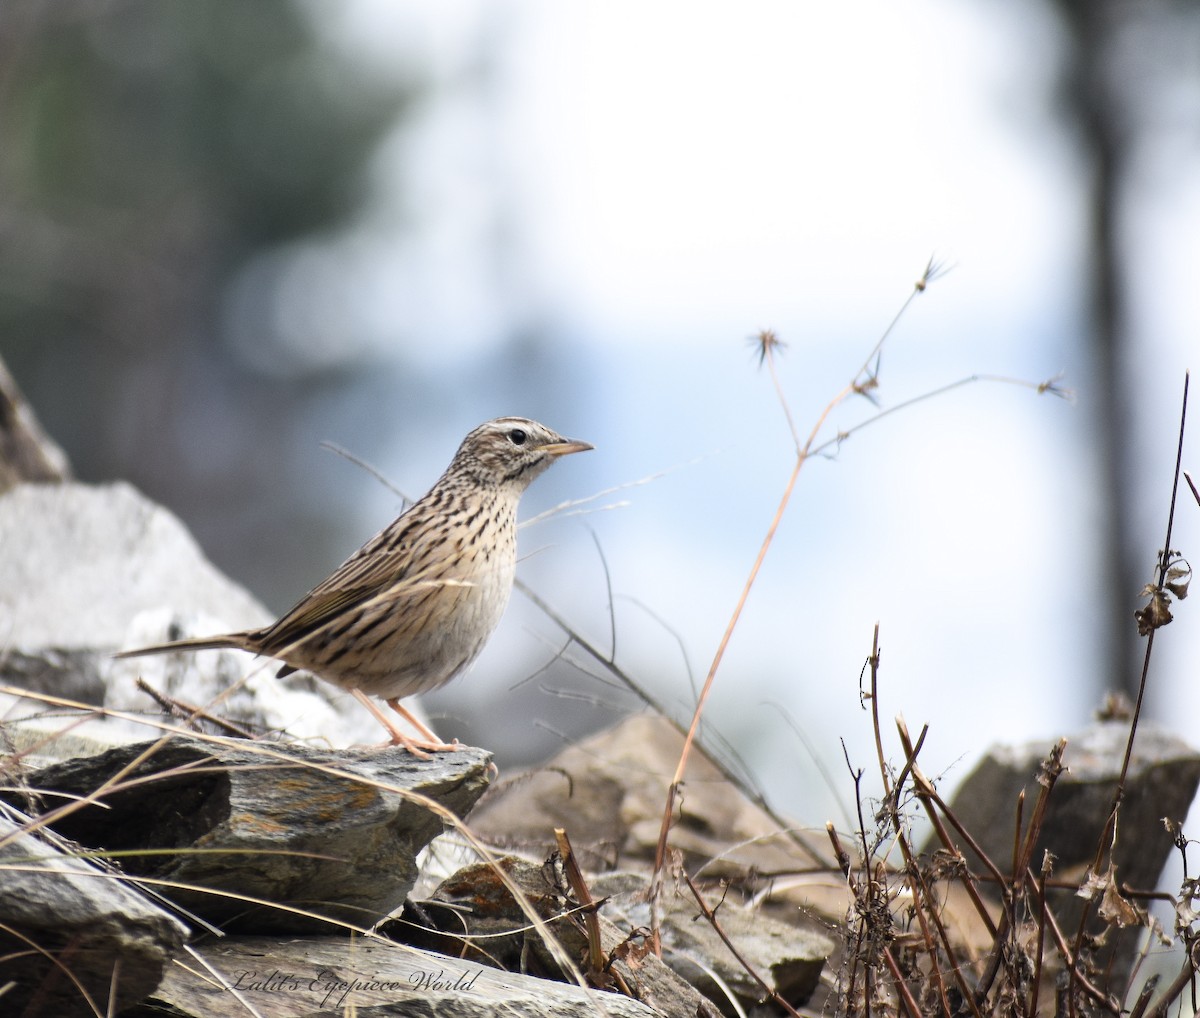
[553,828,604,977]
[0,917,105,1018]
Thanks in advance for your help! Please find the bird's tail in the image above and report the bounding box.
[113,633,253,659]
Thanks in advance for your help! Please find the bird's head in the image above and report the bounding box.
[452,416,592,490]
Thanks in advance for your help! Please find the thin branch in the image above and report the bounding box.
[683,872,804,1018]
[810,372,1073,461]
[1072,372,1189,1006]
[1184,470,1199,508]
[134,678,259,739]
[553,827,608,984]
[319,441,409,502]
[514,579,829,872]
[588,528,617,662]
[767,700,855,832]
[520,463,700,529]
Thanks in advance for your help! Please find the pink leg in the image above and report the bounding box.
[349,689,438,758]
[386,697,460,752]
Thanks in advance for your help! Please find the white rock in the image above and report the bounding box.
[0,481,382,747]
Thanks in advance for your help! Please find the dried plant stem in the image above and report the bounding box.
[683,872,805,1018]
[552,827,607,983]
[867,647,979,1018]
[1148,942,1200,1018]
[903,740,1002,938]
[134,678,258,739]
[1023,863,1121,1014]
[1108,370,1189,817]
[650,415,807,949]
[647,259,1068,956]
[879,946,924,1018]
[1127,974,1159,1018]
[1030,856,1050,1017]
[1070,372,1189,1008]
[649,282,919,950]
[974,741,1066,1005]
[810,372,1072,460]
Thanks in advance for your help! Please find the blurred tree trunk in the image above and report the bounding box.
[1061,0,1136,699]
[1052,0,1199,700]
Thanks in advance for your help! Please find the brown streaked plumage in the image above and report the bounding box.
[116,417,592,755]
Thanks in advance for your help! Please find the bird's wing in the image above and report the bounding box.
[259,584,376,654]
[256,513,450,660]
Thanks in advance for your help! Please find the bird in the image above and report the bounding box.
[116,417,592,755]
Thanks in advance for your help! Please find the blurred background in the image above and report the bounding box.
[1,0,1198,831]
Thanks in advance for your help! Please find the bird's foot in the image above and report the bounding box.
[386,732,460,758]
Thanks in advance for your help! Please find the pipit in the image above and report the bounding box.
[117,417,592,755]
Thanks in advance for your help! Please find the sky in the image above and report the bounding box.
[251,0,1200,830]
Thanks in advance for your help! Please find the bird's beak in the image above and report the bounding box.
[541,438,594,457]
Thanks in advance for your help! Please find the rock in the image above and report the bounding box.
[396,855,722,1018]
[590,910,723,1018]
[942,720,1200,890]
[0,801,187,1018]
[5,735,492,933]
[934,719,1200,977]
[397,856,570,976]
[0,480,378,744]
[594,872,833,1014]
[468,714,832,877]
[0,354,71,493]
[0,481,267,702]
[458,717,835,1013]
[136,935,661,1018]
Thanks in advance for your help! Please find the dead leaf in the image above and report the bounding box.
[608,929,651,973]
[1099,873,1143,928]
[1166,561,1191,600]
[1135,588,1173,635]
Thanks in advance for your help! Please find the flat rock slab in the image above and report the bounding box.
[141,936,660,1018]
[7,736,492,933]
[0,803,187,1018]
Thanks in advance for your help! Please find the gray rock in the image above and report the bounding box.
[0,480,379,744]
[0,801,187,1018]
[935,719,1200,977]
[468,714,831,876]
[399,856,722,1018]
[8,735,492,933]
[594,873,832,1014]
[140,935,662,1018]
[0,482,267,655]
[944,721,1200,890]
[0,481,267,700]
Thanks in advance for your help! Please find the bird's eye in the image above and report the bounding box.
[508,428,528,446]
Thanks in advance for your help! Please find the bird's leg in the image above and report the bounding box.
[386,697,460,752]
[350,688,436,758]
